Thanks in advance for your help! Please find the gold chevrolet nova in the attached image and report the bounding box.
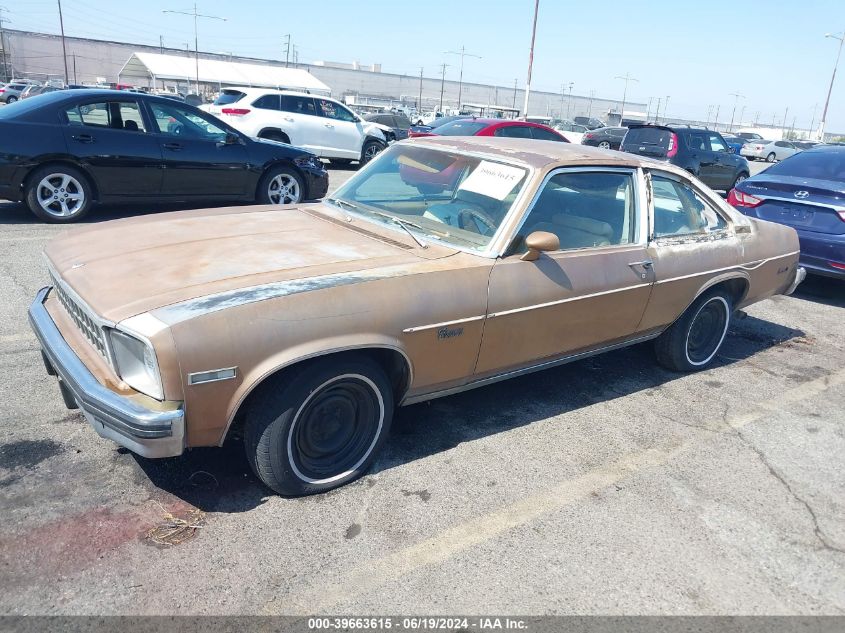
[29,137,805,495]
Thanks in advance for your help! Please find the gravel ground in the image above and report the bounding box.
[1,160,843,616]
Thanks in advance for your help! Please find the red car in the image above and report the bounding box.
[407,117,569,142]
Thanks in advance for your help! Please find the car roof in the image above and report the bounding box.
[407,135,685,172]
[220,86,333,100]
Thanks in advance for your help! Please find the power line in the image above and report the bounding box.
[445,45,480,108]
[162,2,226,93]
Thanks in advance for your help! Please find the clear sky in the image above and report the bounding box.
[10,0,845,131]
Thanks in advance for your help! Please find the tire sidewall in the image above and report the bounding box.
[257,164,305,205]
[246,357,394,496]
[360,140,384,165]
[683,294,731,368]
[25,165,93,223]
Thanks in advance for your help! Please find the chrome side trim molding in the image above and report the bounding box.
[488,283,652,318]
[401,331,662,406]
[402,315,486,333]
[655,251,800,285]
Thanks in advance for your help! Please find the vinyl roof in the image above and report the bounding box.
[118,52,331,94]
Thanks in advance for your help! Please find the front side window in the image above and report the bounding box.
[150,103,226,141]
[651,175,727,238]
[65,101,146,132]
[514,171,637,252]
[328,144,529,252]
[316,99,357,122]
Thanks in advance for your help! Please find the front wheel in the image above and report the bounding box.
[24,165,93,223]
[257,165,304,205]
[655,289,732,372]
[360,140,385,166]
[244,356,394,496]
[766,152,777,163]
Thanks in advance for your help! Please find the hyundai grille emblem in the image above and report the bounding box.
[794,190,809,199]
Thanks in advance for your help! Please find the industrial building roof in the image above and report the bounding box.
[118,52,331,93]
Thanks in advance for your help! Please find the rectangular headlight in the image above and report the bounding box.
[109,329,164,400]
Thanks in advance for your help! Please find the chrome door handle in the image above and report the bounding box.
[629,260,653,269]
[324,123,334,128]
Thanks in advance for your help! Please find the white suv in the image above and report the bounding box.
[205,88,388,165]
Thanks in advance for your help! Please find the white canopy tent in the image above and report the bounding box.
[118,52,331,94]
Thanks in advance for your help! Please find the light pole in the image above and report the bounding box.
[522,0,540,119]
[728,92,744,132]
[809,103,819,137]
[566,82,574,118]
[163,3,226,95]
[57,0,69,86]
[445,46,481,110]
[438,63,449,113]
[819,31,844,140]
[614,72,638,123]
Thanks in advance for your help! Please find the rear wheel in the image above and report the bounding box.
[766,152,777,162]
[655,289,732,372]
[598,140,611,149]
[731,172,749,189]
[6,95,17,103]
[24,165,93,223]
[244,355,394,496]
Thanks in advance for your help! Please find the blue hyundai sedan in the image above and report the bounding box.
[728,145,845,279]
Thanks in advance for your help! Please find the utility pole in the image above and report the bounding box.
[163,3,226,95]
[283,34,290,68]
[57,0,69,86]
[445,46,481,109]
[646,96,653,121]
[0,6,9,84]
[72,52,77,83]
[438,63,449,113]
[566,82,574,118]
[587,89,595,117]
[293,45,298,66]
[512,78,518,109]
[655,97,662,123]
[728,92,744,132]
[614,72,638,122]
[663,95,670,123]
[819,31,844,140]
[782,106,789,137]
[522,0,539,119]
[418,67,423,110]
[159,35,164,54]
[738,104,746,128]
[754,111,760,126]
[809,103,818,137]
[559,83,565,119]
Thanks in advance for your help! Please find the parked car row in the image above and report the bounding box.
[0,89,328,222]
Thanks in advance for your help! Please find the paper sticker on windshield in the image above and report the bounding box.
[458,161,526,201]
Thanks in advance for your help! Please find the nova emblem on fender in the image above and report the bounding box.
[437,327,464,340]
[794,190,809,199]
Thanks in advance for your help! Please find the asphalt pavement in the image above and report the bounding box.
[1,159,844,616]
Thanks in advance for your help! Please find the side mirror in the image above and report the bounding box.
[223,132,241,145]
[521,231,560,261]
[728,147,735,153]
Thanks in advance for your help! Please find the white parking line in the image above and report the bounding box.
[266,366,845,613]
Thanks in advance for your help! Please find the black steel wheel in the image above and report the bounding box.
[655,289,732,372]
[244,355,394,496]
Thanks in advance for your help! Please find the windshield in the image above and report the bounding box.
[328,144,529,252]
[764,150,845,182]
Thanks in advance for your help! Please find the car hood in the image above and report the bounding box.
[45,204,455,322]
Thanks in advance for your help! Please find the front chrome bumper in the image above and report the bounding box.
[29,287,185,458]
[785,266,807,296]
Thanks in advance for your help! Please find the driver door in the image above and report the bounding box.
[148,101,249,197]
[475,168,654,376]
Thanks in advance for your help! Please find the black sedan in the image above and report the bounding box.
[728,146,845,279]
[580,126,628,150]
[0,90,328,223]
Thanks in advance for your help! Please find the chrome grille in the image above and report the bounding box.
[50,271,109,359]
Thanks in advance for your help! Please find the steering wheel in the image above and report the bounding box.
[458,206,497,235]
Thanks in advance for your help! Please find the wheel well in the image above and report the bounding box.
[23,160,100,201]
[710,277,749,307]
[223,348,411,445]
[257,129,290,144]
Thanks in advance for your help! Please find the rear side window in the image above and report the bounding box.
[281,95,317,116]
[252,94,281,110]
[531,127,564,141]
[651,175,727,238]
[494,125,532,138]
[214,90,246,106]
[65,101,146,132]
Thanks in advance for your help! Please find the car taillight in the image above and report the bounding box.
[221,108,250,116]
[727,189,763,208]
[584,133,595,140]
[666,132,679,158]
